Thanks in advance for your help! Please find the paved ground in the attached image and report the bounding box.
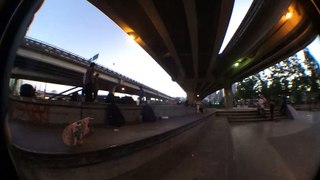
[7,108,320,179]
[112,111,320,180]
[112,116,232,180]
[231,111,320,180]
[8,111,213,154]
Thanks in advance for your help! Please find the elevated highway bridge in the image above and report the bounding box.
[88,0,320,107]
[1,1,320,179]
[13,37,174,101]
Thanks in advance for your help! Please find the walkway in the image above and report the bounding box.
[231,111,320,180]
[113,116,232,180]
[8,112,213,154]
[7,109,320,179]
[114,110,320,180]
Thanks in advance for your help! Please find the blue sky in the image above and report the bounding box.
[26,0,319,97]
[27,0,187,97]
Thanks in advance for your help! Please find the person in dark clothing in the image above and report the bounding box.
[106,103,125,127]
[83,63,96,102]
[93,73,99,101]
[138,85,145,105]
[280,96,287,115]
[184,100,189,107]
[70,92,80,101]
[105,92,115,103]
[20,84,35,97]
[269,98,275,120]
[141,104,157,122]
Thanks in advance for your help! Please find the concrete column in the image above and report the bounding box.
[186,91,196,103]
[12,78,21,96]
[223,84,233,109]
[109,85,117,94]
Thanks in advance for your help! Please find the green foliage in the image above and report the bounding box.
[304,49,320,93]
[234,76,259,100]
[234,48,320,103]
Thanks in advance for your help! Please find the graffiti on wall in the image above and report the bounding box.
[9,102,50,123]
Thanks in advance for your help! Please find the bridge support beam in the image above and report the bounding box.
[186,91,196,103]
[109,85,117,94]
[10,78,21,96]
[223,84,233,109]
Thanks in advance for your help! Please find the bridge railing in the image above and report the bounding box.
[22,36,89,65]
[21,36,173,100]
[22,37,144,85]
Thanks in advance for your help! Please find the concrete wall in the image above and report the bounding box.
[8,96,196,125]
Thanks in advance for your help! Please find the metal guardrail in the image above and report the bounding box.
[21,36,172,99]
[49,86,81,100]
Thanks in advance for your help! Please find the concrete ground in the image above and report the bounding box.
[231,111,320,180]
[8,112,213,154]
[113,111,320,180]
[112,116,233,180]
[7,109,320,180]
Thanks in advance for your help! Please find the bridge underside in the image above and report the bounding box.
[13,44,172,100]
[88,0,320,100]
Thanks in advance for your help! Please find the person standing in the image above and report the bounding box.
[93,73,99,101]
[138,85,145,105]
[280,96,287,115]
[258,95,266,118]
[83,62,96,102]
[195,100,202,113]
[269,98,275,120]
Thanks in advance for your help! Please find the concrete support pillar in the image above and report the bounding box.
[109,85,117,94]
[186,91,195,103]
[223,84,233,109]
[12,78,21,96]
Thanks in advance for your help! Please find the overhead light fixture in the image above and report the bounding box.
[234,62,240,67]
[121,87,125,91]
[127,32,138,40]
[285,12,293,19]
[197,94,200,97]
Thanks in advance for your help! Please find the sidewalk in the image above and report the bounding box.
[8,108,320,179]
[231,111,320,180]
[8,111,214,154]
[113,116,233,180]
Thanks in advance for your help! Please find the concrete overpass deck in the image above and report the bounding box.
[7,109,320,179]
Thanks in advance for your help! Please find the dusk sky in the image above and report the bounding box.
[26,0,319,97]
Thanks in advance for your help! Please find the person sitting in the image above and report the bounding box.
[70,92,80,101]
[20,84,35,97]
[141,104,157,122]
[105,92,115,103]
[106,103,125,127]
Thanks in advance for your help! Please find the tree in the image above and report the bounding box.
[304,48,320,93]
[210,48,320,104]
[234,76,259,100]
[256,73,268,98]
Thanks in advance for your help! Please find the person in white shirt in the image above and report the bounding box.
[257,95,266,118]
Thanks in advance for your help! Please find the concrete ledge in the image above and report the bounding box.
[8,96,196,125]
[287,104,299,120]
